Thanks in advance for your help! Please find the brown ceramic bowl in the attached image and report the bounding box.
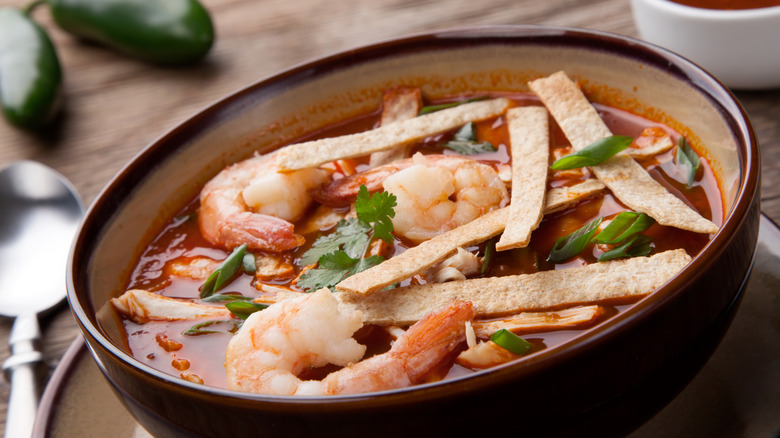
[67,25,760,437]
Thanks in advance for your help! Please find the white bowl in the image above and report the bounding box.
[631,0,780,89]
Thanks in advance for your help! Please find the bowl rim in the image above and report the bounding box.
[67,24,760,407]
[632,0,780,19]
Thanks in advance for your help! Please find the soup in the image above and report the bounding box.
[112,71,721,395]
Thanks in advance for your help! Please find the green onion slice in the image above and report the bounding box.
[225,301,268,320]
[675,136,701,188]
[591,212,655,245]
[200,293,253,303]
[417,97,487,116]
[550,135,633,170]
[547,217,603,264]
[443,122,496,155]
[481,238,497,274]
[182,320,239,336]
[200,244,247,298]
[490,329,533,355]
[242,252,256,274]
[597,234,653,262]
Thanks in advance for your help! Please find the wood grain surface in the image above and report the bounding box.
[1,0,778,433]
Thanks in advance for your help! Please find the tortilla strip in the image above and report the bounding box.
[338,249,690,325]
[496,106,549,251]
[368,88,423,167]
[275,98,511,171]
[111,289,233,324]
[528,71,718,234]
[470,305,604,337]
[627,132,674,160]
[335,179,606,296]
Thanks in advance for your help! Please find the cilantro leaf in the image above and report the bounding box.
[355,185,396,243]
[297,252,358,291]
[299,219,370,266]
[443,122,496,155]
[297,251,385,292]
[352,254,384,274]
[296,184,395,292]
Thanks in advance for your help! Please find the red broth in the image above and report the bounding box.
[121,93,721,389]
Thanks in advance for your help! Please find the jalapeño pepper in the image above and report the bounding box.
[0,7,62,130]
[48,0,214,65]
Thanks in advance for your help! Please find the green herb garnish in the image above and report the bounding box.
[481,238,497,274]
[242,252,256,274]
[299,219,371,266]
[297,185,396,292]
[225,301,269,320]
[547,217,603,263]
[597,234,653,262]
[675,136,701,188]
[200,293,253,303]
[417,97,487,116]
[200,244,248,298]
[182,320,240,336]
[490,329,533,355]
[443,122,497,155]
[550,135,633,170]
[354,185,396,243]
[591,212,655,245]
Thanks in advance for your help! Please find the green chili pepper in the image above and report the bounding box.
[0,7,62,129]
[47,0,214,65]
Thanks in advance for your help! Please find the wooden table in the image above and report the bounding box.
[1,0,778,434]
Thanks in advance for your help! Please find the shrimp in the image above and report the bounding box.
[224,288,474,396]
[199,153,330,252]
[384,154,509,243]
[312,154,508,243]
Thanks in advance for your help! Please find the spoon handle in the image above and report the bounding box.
[2,314,44,438]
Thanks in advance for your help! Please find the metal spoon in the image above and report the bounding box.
[0,161,83,438]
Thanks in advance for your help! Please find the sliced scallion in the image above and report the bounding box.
[481,238,497,274]
[200,244,247,298]
[550,135,633,170]
[547,217,603,264]
[490,329,532,355]
[591,212,655,245]
[417,97,487,116]
[200,293,253,303]
[597,234,653,262]
[675,136,701,188]
[182,320,239,336]
[242,252,256,274]
[225,301,268,320]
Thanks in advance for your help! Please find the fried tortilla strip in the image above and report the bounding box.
[528,71,718,234]
[496,106,549,251]
[336,179,606,296]
[339,249,690,325]
[542,178,606,214]
[627,127,675,160]
[111,289,233,324]
[471,305,604,337]
[276,98,511,171]
[368,88,423,167]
